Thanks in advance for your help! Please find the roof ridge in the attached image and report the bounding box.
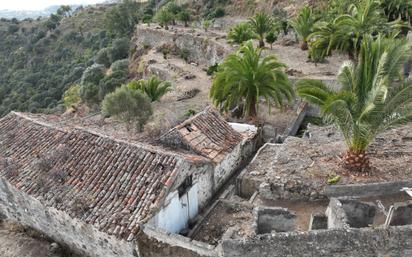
[9,112,209,164]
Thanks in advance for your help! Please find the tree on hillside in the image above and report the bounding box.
[178,9,191,27]
[266,31,277,49]
[210,41,294,118]
[102,85,153,131]
[248,12,274,47]
[290,5,316,50]
[128,76,171,102]
[104,0,140,37]
[297,35,412,172]
[227,22,255,44]
[57,5,72,17]
[155,8,174,30]
[308,0,404,61]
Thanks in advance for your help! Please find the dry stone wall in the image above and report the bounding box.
[134,26,232,67]
[219,225,412,257]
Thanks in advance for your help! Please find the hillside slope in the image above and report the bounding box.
[0,5,110,116]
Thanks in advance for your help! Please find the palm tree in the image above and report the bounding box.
[128,76,172,102]
[308,0,403,61]
[210,41,294,118]
[227,22,256,44]
[178,9,191,27]
[297,35,412,172]
[248,12,274,48]
[290,5,317,50]
[380,0,412,23]
[155,8,174,30]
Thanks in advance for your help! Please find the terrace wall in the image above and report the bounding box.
[219,225,412,257]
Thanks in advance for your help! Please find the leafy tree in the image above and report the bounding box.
[155,8,174,30]
[79,83,99,105]
[142,14,153,25]
[57,5,72,17]
[296,36,412,172]
[290,6,316,50]
[266,31,277,49]
[178,9,191,27]
[109,38,130,63]
[102,85,153,131]
[95,48,112,68]
[98,71,127,101]
[63,84,81,108]
[165,2,182,25]
[128,76,171,102]
[110,59,129,73]
[210,41,294,118]
[248,12,275,47]
[227,22,255,44]
[104,0,140,37]
[81,64,105,85]
[8,24,19,34]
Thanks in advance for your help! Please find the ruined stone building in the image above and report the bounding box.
[0,108,258,257]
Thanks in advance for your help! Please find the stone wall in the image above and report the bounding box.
[219,225,412,257]
[137,225,217,257]
[214,137,258,191]
[0,178,138,257]
[133,26,232,67]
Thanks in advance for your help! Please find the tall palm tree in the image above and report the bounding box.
[290,5,317,50]
[249,12,274,47]
[309,0,403,61]
[128,76,172,102]
[210,41,294,118]
[297,35,412,172]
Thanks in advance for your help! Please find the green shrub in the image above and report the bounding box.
[102,85,153,131]
[98,71,127,101]
[227,22,255,44]
[79,83,99,105]
[179,48,190,62]
[95,48,111,68]
[81,64,105,86]
[206,63,219,76]
[110,59,129,73]
[109,38,130,63]
[63,84,81,108]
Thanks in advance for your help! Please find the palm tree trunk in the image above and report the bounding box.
[300,41,308,51]
[343,149,370,172]
[259,38,265,48]
[248,98,258,118]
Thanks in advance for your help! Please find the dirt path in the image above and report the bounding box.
[0,219,83,257]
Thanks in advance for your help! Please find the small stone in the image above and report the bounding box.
[49,242,61,254]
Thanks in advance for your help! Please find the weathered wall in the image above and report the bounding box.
[0,178,138,257]
[219,225,412,257]
[134,26,232,67]
[148,159,213,234]
[214,138,257,191]
[138,225,217,257]
[149,185,199,233]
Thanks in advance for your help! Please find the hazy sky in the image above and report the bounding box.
[0,0,106,11]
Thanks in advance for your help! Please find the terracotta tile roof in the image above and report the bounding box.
[0,112,206,241]
[159,107,243,163]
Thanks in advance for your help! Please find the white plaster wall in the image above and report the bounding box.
[151,184,199,234]
[0,178,138,257]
